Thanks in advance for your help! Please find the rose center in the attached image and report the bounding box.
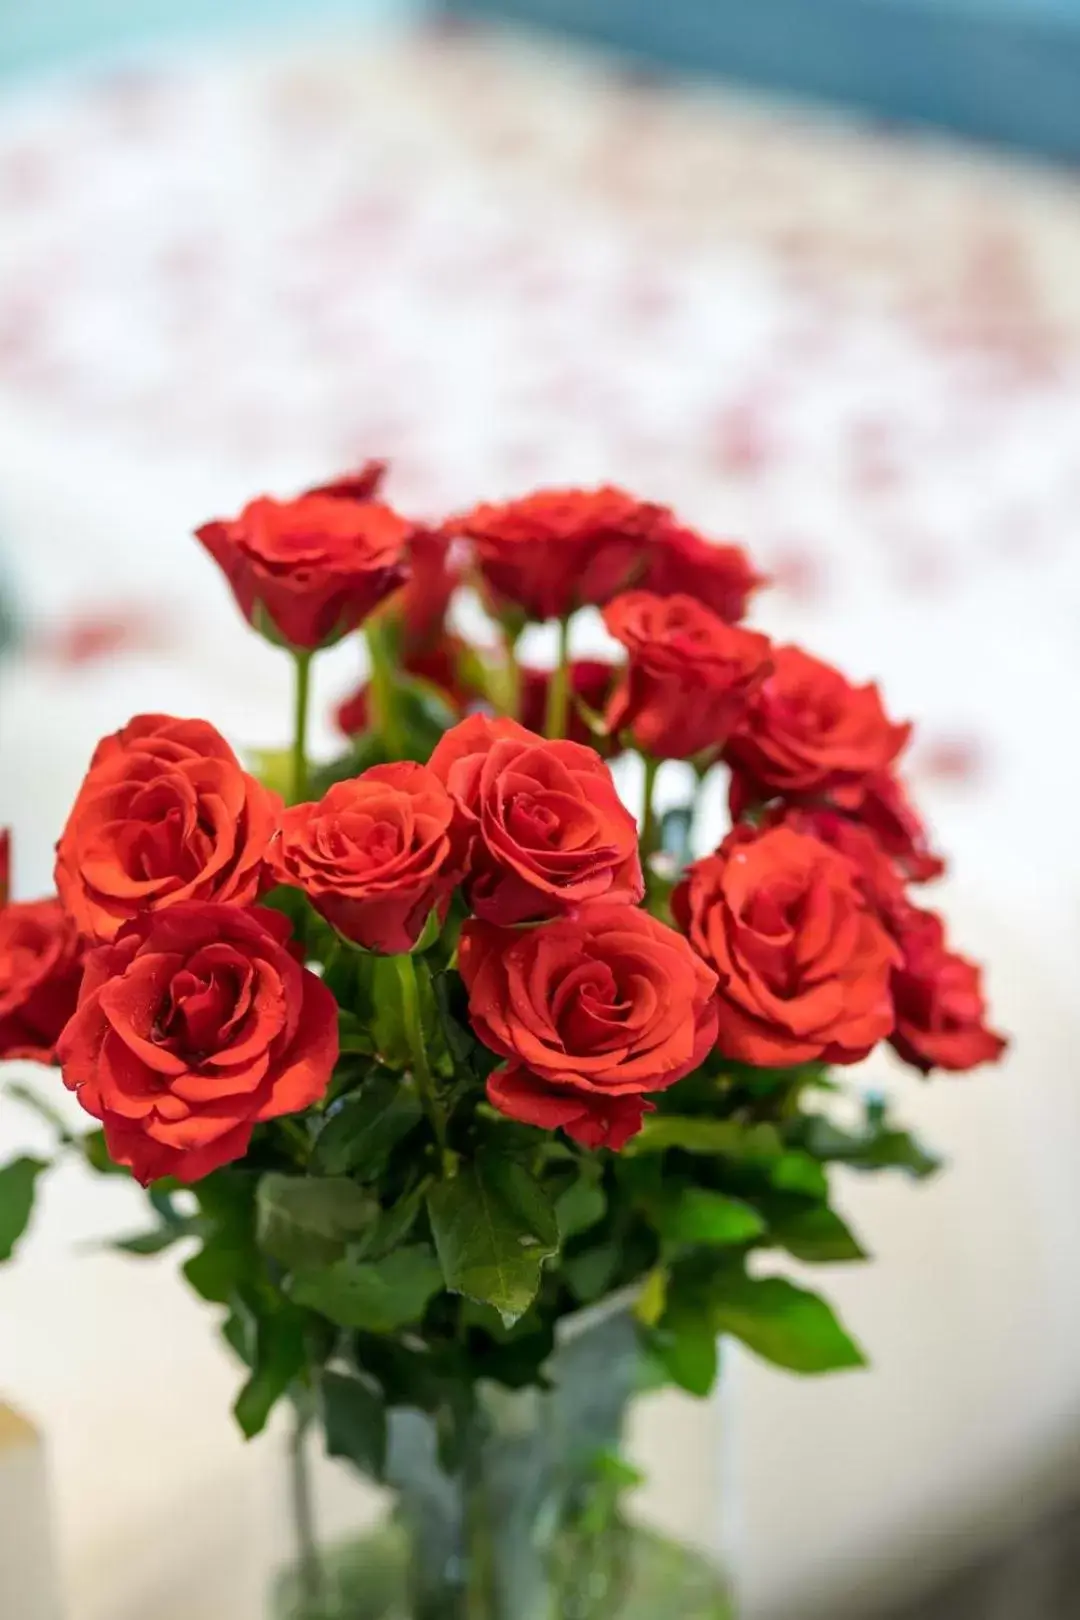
[506,794,562,848]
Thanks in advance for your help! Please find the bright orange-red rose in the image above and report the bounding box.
[673,825,898,1066]
[0,896,83,1064]
[519,659,619,754]
[55,715,280,944]
[453,486,665,622]
[58,904,338,1184]
[889,907,1005,1074]
[643,521,764,622]
[763,804,909,930]
[429,715,642,925]
[460,903,718,1149]
[197,490,410,649]
[269,763,466,953]
[602,592,772,760]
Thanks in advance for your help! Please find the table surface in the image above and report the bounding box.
[1,24,1079,1620]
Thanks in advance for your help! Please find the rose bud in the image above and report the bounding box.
[268,762,466,954]
[460,903,718,1150]
[55,714,281,944]
[58,904,338,1184]
[196,489,411,650]
[429,714,642,925]
[673,824,899,1067]
[602,591,772,761]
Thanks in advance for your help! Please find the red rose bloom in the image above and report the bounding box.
[837,770,945,884]
[58,904,338,1184]
[460,903,718,1149]
[453,486,665,622]
[764,804,908,929]
[268,763,466,953]
[673,825,898,1066]
[643,521,764,622]
[196,491,411,650]
[0,897,83,1063]
[429,715,642,925]
[56,715,280,944]
[889,907,1006,1074]
[519,659,619,753]
[726,645,911,803]
[602,592,772,760]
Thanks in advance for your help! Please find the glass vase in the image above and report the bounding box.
[272,1305,732,1620]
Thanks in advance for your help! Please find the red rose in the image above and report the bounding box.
[838,770,945,884]
[196,491,411,650]
[726,645,911,803]
[602,592,772,760]
[643,521,764,622]
[459,903,718,1149]
[889,907,1006,1074]
[55,714,281,944]
[453,486,666,622]
[0,897,83,1064]
[763,804,908,929]
[429,715,643,925]
[268,762,465,953]
[673,825,898,1066]
[58,904,338,1184]
[519,659,619,753]
[396,526,461,651]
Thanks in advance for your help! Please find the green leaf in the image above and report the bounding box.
[554,1175,607,1241]
[291,1246,443,1332]
[311,1074,423,1179]
[626,1117,782,1159]
[649,1305,720,1398]
[233,1311,308,1438]
[321,1370,387,1481]
[635,1267,668,1327]
[354,1186,425,1262]
[564,1244,619,1304]
[184,1239,248,1303]
[432,969,499,1084]
[113,1221,198,1256]
[769,1205,868,1264]
[427,1155,559,1326]
[0,1156,46,1262]
[795,1107,941,1180]
[656,1189,766,1247]
[256,1174,376,1271]
[711,1275,866,1374]
[768,1152,829,1200]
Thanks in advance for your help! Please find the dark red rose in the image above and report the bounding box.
[726,644,911,803]
[602,591,772,760]
[305,459,388,502]
[196,491,411,650]
[56,714,281,944]
[519,659,619,753]
[837,770,945,884]
[268,762,466,953]
[889,907,1006,1074]
[58,904,338,1184]
[673,824,898,1067]
[429,714,643,925]
[452,486,666,622]
[0,897,83,1064]
[459,903,718,1149]
[397,526,460,650]
[643,521,764,622]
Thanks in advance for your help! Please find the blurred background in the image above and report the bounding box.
[2,2,1080,1618]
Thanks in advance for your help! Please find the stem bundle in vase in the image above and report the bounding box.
[0,468,1005,1618]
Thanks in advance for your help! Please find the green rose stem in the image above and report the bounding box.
[289,1391,324,1613]
[395,952,450,1171]
[366,617,406,760]
[639,754,661,874]
[544,615,572,740]
[290,649,312,806]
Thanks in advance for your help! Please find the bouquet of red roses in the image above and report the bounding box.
[0,465,1004,1617]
